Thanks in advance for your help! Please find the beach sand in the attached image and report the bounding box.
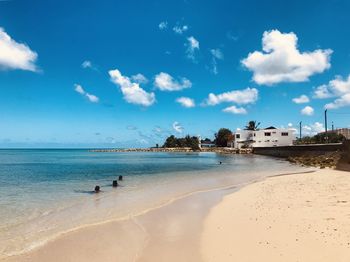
[3,184,233,262]
[201,169,350,262]
[4,168,350,261]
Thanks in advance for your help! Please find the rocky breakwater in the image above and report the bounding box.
[90,147,253,154]
[287,151,342,169]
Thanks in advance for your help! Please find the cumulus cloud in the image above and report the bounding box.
[302,122,324,136]
[74,84,99,103]
[109,69,155,107]
[292,94,310,104]
[159,21,168,30]
[313,75,350,109]
[313,85,333,99]
[176,97,195,108]
[0,27,38,72]
[241,29,332,85]
[172,121,184,133]
[131,73,148,84]
[210,48,224,74]
[301,105,314,116]
[204,87,258,106]
[185,36,199,62]
[325,93,350,109]
[222,105,247,114]
[154,72,192,91]
[173,24,188,34]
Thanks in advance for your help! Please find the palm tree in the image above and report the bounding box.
[244,120,260,131]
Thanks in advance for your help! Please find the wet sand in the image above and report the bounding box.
[6,168,348,262]
[3,184,238,262]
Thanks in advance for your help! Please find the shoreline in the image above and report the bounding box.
[1,166,310,262]
[201,168,350,261]
[89,147,252,154]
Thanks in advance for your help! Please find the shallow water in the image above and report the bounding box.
[0,149,309,258]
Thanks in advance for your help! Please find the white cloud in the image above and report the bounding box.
[313,84,333,99]
[85,93,99,103]
[301,106,314,116]
[131,73,148,84]
[176,97,195,108]
[185,36,199,62]
[159,21,168,30]
[241,29,332,85]
[74,84,99,103]
[222,105,247,114]
[210,48,224,74]
[109,69,156,107]
[154,72,192,91]
[74,84,85,95]
[172,121,184,133]
[173,25,188,34]
[292,94,310,104]
[314,75,350,98]
[288,123,293,127]
[0,27,38,72]
[204,87,258,106]
[314,75,350,109]
[302,122,324,136]
[210,48,224,60]
[325,93,350,109]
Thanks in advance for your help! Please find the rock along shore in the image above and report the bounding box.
[89,147,253,154]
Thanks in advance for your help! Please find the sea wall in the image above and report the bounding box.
[337,141,350,171]
[253,143,343,158]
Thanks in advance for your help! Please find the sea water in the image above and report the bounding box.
[0,149,309,258]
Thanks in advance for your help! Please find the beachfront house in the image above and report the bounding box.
[232,126,294,149]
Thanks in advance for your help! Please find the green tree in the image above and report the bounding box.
[215,128,233,147]
[313,132,346,143]
[163,135,177,147]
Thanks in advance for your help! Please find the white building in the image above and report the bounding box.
[232,126,294,149]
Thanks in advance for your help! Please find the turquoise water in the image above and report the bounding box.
[0,149,308,258]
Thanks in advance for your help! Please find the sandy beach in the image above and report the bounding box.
[201,169,350,262]
[3,168,350,261]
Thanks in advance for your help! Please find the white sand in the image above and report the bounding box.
[201,169,350,262]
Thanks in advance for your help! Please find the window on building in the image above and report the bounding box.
[236,134,240,139]
[253,133,256,136]
[264,132,271,136]
[281,132,289,136]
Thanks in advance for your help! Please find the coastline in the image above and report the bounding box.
[1,165,311,262]
[201,168,350,261]
[2,179,242,262]
[4,148,349,261]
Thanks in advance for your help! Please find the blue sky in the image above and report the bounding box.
[1,0,350,148]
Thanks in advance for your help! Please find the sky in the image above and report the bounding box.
[1,0,350,148]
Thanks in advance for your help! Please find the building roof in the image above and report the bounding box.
[264,126,277,130]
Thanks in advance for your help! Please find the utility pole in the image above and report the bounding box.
[324,109,328,143]
[299,121,302,141]
[332,121,334,132]
[325,109,328,133]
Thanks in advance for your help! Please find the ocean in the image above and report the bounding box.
[0,149,309,258]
